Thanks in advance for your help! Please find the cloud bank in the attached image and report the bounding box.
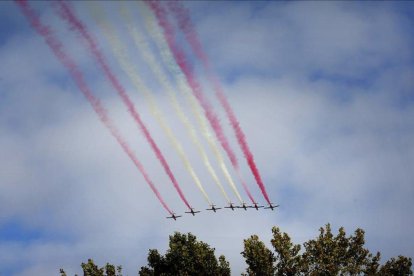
[1,1,413,275]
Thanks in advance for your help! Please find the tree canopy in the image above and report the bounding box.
[60,224,412,276]
[139,232,230,276]
[242,223,412,275]
[59,259,122,276]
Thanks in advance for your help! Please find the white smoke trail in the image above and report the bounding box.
[137,3,244,204]
[88,2,212,205]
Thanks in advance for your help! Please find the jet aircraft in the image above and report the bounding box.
[185,208,201,216]
[250,202,264,210]
[206,204,222,212]
[224,203,238,211]
[264,203,279,210]
[238,202,251,211]
[166,213,182,220]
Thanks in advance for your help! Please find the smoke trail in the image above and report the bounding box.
[88,3,212,206]
[14,0,173,214]
[136,2,243,204]
[145,1,255,204]
[118,3,232,204]
[167,2,271,204]
[55,0,192,210]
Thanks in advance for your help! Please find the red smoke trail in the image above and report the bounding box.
[146,1,255,204]
[167,2,271,204]
[55,0,192,210]
[14,0,173,214]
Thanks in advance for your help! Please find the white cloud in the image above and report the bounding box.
[1,1,413,275]
[195,2,412,80]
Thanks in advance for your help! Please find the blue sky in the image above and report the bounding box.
[1,1,414,275]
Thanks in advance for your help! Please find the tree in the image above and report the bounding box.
[139,232,230,276]
[271,227,303,275]
[379,256,413,275]
[300,224,379,275]
[241,235,275,275]
[59,259,122,276]
[242,224,413,275]
[60,225,412,275]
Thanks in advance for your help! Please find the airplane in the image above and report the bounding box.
[238,202,251,211]
[250,202,264,210]
[264,203,280,210]
[206,204,222,212]
[224,203,238,211]
[166,213,182,220]
[185,208,201,216]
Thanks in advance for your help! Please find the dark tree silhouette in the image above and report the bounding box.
[242,224,412,275]
[60,224,412,276]
[60,259,122,276]
[139,232,230,276]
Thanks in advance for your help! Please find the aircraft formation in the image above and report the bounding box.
[167,203,279,220]
[16,0,278,219]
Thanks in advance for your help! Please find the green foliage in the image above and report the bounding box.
[301,224,373,275]
[241,235,275,276]
[379,256,413,275]
[218,255,231,276]
[60,225,412,276]
[139,232,230,276]
[81,259,104,276]
[242,224,413,276]
[271,227,302,275]
[60,259,122,276]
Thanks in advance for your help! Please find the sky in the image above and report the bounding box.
[1,1,414,275]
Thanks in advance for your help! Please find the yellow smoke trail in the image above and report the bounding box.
[137,3,244,204]
[120,4,232,204]
[88,3,212,205]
